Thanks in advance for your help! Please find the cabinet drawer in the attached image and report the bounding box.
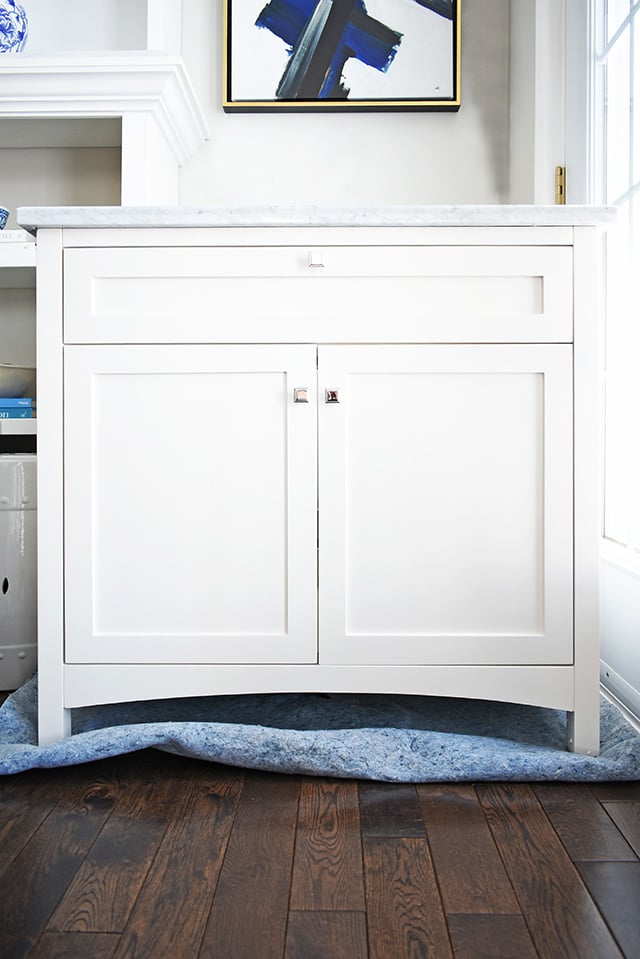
[64,245,573,343]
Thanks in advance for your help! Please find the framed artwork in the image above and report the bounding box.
[222,0,461,112]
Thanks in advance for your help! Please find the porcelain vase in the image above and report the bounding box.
[0,0,28,53]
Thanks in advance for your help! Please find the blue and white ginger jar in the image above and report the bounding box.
[0,0,28,53]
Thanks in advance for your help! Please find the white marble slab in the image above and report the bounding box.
[17,204,617,233]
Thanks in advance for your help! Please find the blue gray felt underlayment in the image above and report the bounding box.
[1,674,639,780]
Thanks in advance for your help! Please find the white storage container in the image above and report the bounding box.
[0,454,36,690]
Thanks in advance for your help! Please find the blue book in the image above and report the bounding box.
[0,397,33,407]
[0,408,34,419]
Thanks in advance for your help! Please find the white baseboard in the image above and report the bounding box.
[601,661,640,733]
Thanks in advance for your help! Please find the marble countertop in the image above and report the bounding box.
[17,204,616,232]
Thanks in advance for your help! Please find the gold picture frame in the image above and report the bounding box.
[223,0,461,113]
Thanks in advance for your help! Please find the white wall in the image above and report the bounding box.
[22,0,147,53]
[179,0,511,207]
[601,558,640,721]
[0,146,121,229]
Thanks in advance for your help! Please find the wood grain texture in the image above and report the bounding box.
[110,765,242,959]
[533,783,637,861]
[447,915,538,959]
[48,756,201,932]
[417,784,520,914]
[0,765,122,959]
[358,783,425,838]
[198,771,300,959]
[478,784,623,959]
[0,768,69,881]
[602,802,640,858]
[27,932,119,959]
[2,752,640,958]
[285,911,368,959]
[290,779,365,910]
[363,837,453,959]
[577,862,640,959]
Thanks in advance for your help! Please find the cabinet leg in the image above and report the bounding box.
[38,703,71,746]
[566,708,600,756]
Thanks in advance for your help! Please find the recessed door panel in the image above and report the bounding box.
[319,345,573,665]
[64,345,317,664]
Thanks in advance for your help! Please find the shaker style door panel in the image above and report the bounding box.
[63,345,318,664]
[63,245,572,344]
[318,345,574,666]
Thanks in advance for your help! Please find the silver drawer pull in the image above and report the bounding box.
[307,250,325,268]
[293,388,309,403]
[325,389,340,404]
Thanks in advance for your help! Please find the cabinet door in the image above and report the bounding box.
[64,345,317,664]
[318,345,573,666]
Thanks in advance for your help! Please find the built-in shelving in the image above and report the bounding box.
[0,0,208,208]
[0,1,208,420]
[0,230,36,275]
[0,232,37,449]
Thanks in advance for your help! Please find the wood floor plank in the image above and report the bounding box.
[290,779,365,910]
[590,782,640,801]
[285,911,368,959]
[4,754,640,958]
[359,783,425,838]
[577,861,640,959]
[27,931,119,959]
[0,763,124,959]
[109,764,243,959]
[602,802,640,858]
[363,837,453,959]
[0,768,71,880]
[478,783,623,959]
[447,915,538,959]
[533,783,637,861]
[416,784,520,914]
[198,771,300,959]
[47,756,201,932]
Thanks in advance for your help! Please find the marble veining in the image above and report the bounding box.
[17,204,617,233]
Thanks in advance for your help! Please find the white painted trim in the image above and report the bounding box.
[509,0,590,204]
[120,113,180,204]
[601,668,640,731]
[572,226,603,754]
[533,0,566,204]
[600,553,640,730]
[62,663,577,712]
[601,538,640,579]
[35,230,71,744]
[147,0,183,55]
[0,56,209,164]
[564,0,591,203]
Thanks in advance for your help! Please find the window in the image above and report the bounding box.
[593,1,640,554]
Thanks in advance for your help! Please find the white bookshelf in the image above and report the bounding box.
[0,231,36,441]
[0,0,208,206]
[0,229,36,272]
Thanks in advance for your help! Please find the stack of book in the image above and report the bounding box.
[0,367,36,452]
[0,397,35,419]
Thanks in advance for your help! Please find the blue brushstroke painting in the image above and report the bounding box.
[255,0,454,100]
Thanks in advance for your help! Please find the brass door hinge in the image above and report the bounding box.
[555,166,566,205]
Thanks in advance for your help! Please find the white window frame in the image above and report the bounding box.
[591,1,640,572]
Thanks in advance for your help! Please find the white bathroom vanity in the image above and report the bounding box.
[18,204,613,753]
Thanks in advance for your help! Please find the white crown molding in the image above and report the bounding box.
[0,55,209,164]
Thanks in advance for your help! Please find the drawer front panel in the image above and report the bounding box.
[64,245,573,343]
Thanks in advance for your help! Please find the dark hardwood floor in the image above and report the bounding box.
[0,713,639,958]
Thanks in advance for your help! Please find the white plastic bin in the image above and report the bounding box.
[0,454,36,690]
